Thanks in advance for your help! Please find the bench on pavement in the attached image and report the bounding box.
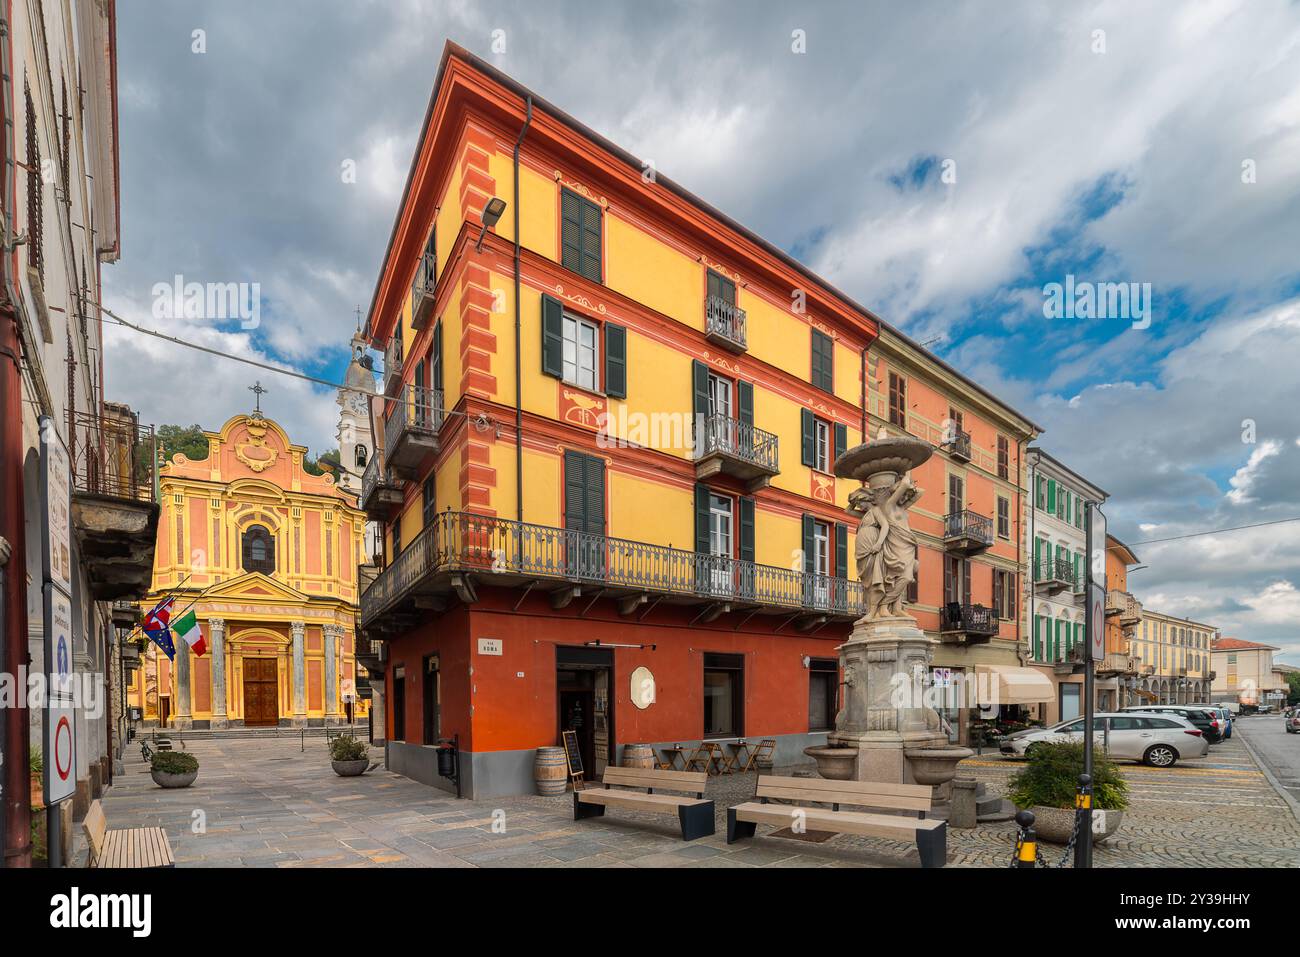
[727,775,947,868]
[574,767,715,840]
[83,800,175,868]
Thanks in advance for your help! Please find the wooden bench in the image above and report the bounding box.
[83,800,175,868]
[727,775,947,868]
[574,766,715,840]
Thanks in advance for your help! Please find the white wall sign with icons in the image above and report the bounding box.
[629,666,656,709]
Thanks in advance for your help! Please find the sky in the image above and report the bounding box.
[101,0,1300,660]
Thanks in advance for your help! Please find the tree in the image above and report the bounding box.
[156,423,209,463]
[1286,672,1300,706]
[304,448,341,477]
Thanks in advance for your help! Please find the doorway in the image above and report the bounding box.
[556,646,614,779]
[242,658,280,727]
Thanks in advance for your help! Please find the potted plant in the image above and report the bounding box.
[1007,740,1129,844]
[329,735,369,776]
[150,751,199,788]
[29,746,43,807]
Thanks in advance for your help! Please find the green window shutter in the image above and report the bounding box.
[1054,620,1062,660]
[604,323,627,399]
[581,198,602,282]
[692,359,710,419]
[811,329,833,392]
[833,422,847,465]
[835,522,848,580]
[739,496,755,563]
[432,320,444,392]
[542,294,564,378]
[801,409,815,467]
[801,514,815,574]
[560,188,602,281]
[563,450,604,536]
[694,484,711,554]
[1033,537,1042,576]
[1046,479,1056,513]
[1033,616,1042,660]
[737,379,754,427]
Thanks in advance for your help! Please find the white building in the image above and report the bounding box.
[1025,447,1108,724]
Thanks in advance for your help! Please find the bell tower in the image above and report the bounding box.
[335,322,377,497]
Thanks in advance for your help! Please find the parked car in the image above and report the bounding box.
[1122,705,1224,744]
[1000,712,1208,767]
[1285,711,1300,734]
[1186,703,1232,739]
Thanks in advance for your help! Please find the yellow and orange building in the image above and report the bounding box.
[358,44,1042,797]
[130,413,368,729]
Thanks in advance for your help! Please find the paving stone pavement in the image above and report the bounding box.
[83,731,1300,868]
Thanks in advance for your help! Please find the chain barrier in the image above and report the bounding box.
[1008,775,1089,868]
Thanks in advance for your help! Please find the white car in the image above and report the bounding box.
[1000,711,1209,767]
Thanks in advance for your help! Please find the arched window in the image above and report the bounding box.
[242,524,275,574]
[355,444,368,467]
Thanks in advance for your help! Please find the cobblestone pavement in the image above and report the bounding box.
[83,730,1300,868]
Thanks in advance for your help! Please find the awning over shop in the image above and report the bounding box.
[975,665,1055,705]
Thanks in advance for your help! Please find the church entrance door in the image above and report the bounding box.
[243,658,280,726]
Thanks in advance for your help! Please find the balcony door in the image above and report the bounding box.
[948,474,964,516]
[706,493,733,595]
[563,450,606,579]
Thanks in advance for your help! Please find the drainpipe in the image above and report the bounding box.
[512,96,532,524]
[0,1,33,867]
[859,346,867,442]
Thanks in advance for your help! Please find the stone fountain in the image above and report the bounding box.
[804,429,973,804]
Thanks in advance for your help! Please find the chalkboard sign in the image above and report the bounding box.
[561,730,584,783]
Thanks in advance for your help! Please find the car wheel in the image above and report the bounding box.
[1143,744,1178,767]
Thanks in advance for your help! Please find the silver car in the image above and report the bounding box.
[1000,711,1209,767]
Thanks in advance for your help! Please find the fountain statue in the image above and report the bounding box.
[804,428,973,799]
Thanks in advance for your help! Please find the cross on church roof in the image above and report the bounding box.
[249,380,268,414]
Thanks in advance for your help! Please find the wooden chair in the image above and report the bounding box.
[728,776,947,868]
[83,800,175,868]
[573,766,715,840]
[684,742,724,774]
[741,738,776,772]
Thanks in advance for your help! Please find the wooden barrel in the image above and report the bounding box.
[621,744,654,769]
[534,746,568,796]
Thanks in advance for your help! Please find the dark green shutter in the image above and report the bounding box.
[835,522,848,580]
[801,514,815,574]
[739,497,755,563]
[692,359,710,418]
[564,450,605,536]
[604,323,626,398]
[561,188,601,282]
[834,422,847,465]
[737,379,753,427]
[694,484,711,554]
[432,320,444,392]
[542,294,564,378]
[812,329,833,392]
[801,409,815,467]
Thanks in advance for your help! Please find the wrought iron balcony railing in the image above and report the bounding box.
[704,295,747,351]
[69,410,157,503]
[383,336,404,396]
[1035,556,1076,588]
[943,429,972,462]
[384,384,444,475]
[939,602,998,637]
[694,413,779,474]
[361,510,862,627]
[410,252,437,330]
[943,509,994,551]
[360,453,402,517]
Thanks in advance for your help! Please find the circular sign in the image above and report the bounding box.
[629,666,656,710]
[54,715,73,781]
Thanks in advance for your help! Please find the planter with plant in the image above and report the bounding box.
[1007,740,1129,844]
[329,735,369,776]
[150,751,199,788]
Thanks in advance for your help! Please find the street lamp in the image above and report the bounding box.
[475,197,508,251]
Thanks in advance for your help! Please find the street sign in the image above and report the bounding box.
[43,585,77,806]
[40,416,73,596]
[1088,504,1107,588]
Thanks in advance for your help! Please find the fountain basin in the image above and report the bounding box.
[903,746,974,786]
[834,435,933,483]
[803,745,857,780]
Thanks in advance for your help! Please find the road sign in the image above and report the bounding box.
[43,585,77,806]
[40,416,72,595]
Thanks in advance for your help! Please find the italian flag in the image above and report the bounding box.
[172,609,206,656]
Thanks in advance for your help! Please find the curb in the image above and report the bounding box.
[1236,722,1300,828]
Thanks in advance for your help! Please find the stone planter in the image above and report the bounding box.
[803,745,857,780]
[150,769,197,789]
[1028,805,1125,844]
[331,759,369,777]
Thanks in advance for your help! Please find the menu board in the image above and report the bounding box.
[561,729,583,779]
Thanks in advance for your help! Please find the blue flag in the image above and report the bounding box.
[143,596,176,661]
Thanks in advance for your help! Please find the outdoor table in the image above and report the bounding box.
[723,739,751,773]
[659,745,688,771]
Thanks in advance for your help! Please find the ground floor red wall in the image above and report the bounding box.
[383,586,850,754]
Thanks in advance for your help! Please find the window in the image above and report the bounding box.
[355,444,367,467]
[814,418,830,472]
[808,658,838,732]
[241,525,275,574]
[811,328,834,392]
[707,269,736,307]
[24,82,43,282]
[707,371,732,419]
[888,372,906,428]
[562,313,599,391]
[811,520,830,577]
[996,495,1010,538]
[560,187,602,282]
[997,435,1009,480]
[945,407,963,442]
[422,477,436,526]
[703,653,744,738]
[801,410,843,472]
[993,569,1015,619]
[1059,684,1082,722]
[391,666,406,741]
[947,473,964,515]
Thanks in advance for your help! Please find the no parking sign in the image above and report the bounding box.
[40,416,76,807]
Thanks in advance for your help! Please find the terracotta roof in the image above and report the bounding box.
[1212,636,1279,652]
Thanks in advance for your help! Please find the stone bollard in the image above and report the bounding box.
[949,777,978,829]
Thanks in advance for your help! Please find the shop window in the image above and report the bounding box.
[808,658,838,732]
[703,652,744,738]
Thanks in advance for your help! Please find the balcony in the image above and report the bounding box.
[1106,589,1141,625]
[68,409,160,600]
[942,429,972,463]
[360,454,403,519]
[693,414,779,491]
[939,602,998,644]
[704,295,747,352]
[384,385,443,479]
[360,510,862,633]
[1097,653,1138,677]
[943,509,993,554]
[410,252,436,331]
[355,631,386,676]
[383,336,404,397]
[1034,557,1075,595]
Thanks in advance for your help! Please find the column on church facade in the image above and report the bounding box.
[175,636,193,728]
[291,620,307,726]
[210,618,228,728]
[323,624,340,723]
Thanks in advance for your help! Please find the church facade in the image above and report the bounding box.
[128,411,370,728]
